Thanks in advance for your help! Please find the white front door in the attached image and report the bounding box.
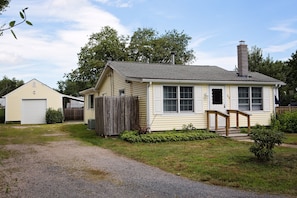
[209,86,226,128]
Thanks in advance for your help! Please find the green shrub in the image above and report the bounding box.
[0,109,4,123]
[277,111,297,133]
[182,123,196,131]
[46,108,63,124]
[120,130,218,143]
[270,114,281,131]
[249,127,284,161]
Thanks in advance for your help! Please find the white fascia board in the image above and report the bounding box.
[140,79,284,85]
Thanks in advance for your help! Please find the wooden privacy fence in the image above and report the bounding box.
[276,106,297,114]
[64,108,84,121]
[95,96,139,136]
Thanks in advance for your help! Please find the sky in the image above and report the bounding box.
[1,0,297,89]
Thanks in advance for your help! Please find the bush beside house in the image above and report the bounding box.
[277,111,297,133]
[46,108,63,124]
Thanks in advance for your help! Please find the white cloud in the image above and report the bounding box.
[193,51,237,71]
[0,0,132,88]
[264,40,297,53]
[189,35,214,49]
[94,0,133,8]
[270,18,297,37]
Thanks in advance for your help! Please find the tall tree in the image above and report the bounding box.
[248,46,264,72]
[0,76,24,97]
[59,26,195,95]
[152,29,195,64]
[128,28,195,64]
[285,50,297,103]
[128,28,157,62]
[248,46,291,105]
[67,26,128,88]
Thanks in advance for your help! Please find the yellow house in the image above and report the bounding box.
[80,41,285,132]
[4,79,83,124]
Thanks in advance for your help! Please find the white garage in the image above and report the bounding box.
[21,99,47,124]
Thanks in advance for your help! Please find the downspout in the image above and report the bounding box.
[147,82,152,132]
[274,84,281,113]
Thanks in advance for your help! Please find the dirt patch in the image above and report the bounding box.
[41,133,66,137]
[11,126,41,129]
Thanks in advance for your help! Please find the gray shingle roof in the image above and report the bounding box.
[107,61,285,85]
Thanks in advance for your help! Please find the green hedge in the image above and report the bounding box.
[277,111,297,133]
[120,130,219,143]
[46,108,63,124]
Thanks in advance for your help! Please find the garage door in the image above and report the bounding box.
[21,99,47,124]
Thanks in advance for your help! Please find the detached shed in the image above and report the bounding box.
[4,79,83,124]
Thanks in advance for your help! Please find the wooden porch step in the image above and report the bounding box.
[215,127,241,134]
[214,128,250,139]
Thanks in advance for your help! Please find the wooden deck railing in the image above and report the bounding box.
[206,110,230,136]
[206,109,251,136]
[227,110,251,134]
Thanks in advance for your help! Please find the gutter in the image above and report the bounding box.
[146,82,152,132]
[140,79,286,85]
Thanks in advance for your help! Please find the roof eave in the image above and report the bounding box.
[79,87,96,95]
[139,78,285,85]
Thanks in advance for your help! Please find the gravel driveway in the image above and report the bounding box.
[1,139,288,198]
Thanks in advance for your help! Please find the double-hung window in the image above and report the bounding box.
[163,86,193,113]
[238,87,262,111]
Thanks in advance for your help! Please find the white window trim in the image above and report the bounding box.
[154,85,203,115]
[238,86,266,112]
[163,85,194,113]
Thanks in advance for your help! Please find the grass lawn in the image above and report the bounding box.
[1,123,296,196]
[61,124,297,196]
[0,124,69,145]
[284,133,297,145]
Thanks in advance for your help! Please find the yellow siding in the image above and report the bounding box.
[149,84,209,131]
[83,92,99,124]
[131,82,147,127]
[5,79,62,122]
[96,71,148,128]
[91,68,276,131]
[98,74,112,96]
[112,71,130,96]
[228,85,274,127]
[148,84,275,131]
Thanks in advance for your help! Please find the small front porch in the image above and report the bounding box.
[206,109,251,138]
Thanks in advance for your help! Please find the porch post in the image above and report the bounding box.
[226,116,229,136]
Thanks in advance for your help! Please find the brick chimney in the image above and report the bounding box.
[237,40,248,77]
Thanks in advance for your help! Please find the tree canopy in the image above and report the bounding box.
[248,46,297,105]
[0,76,24,97]
[0,0,10,13]
[58,26,195,96]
